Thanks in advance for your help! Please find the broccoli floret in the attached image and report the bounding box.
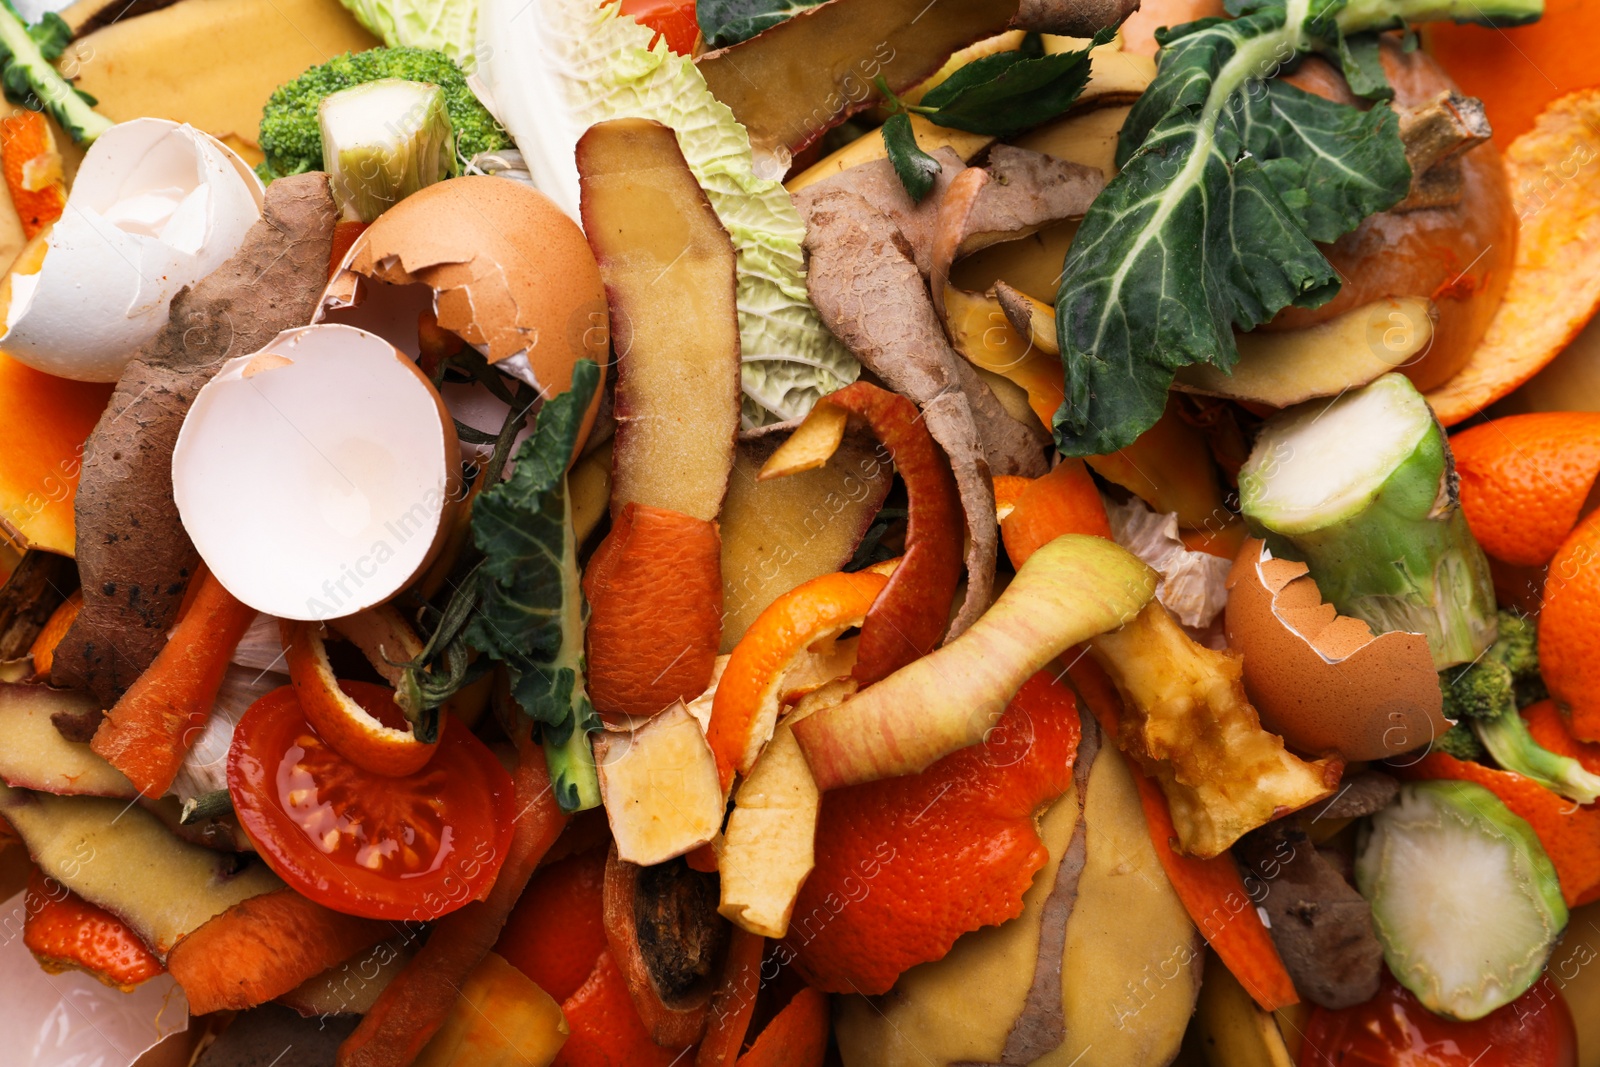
[1486,609,1548,707]
[1437,611,1600,802]
[258,47,511,181]
[1439,657,1515,722]
[1435,723,1485,762]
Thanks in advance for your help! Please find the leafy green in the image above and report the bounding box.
[878,32,1105,199]
[697,0,826,47]
[477,0,858,426]
[882,112,941,202]
[337,0,477,64]
[1333,30,1392,99]
[916,29,1108,137]
[465,359,604,812]
[1052,0,1547,455]
[1052,1,1412,455]
[0,1,108,144]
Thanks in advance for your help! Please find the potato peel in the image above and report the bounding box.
[1427,88,1600,424]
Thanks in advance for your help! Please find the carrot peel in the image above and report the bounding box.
[90,571,256,797]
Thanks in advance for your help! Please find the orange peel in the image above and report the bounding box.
[1427,89,1600,424]
[280,616,438,776]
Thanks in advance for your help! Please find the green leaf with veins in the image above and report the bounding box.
[1052,0,1413,456]
[881,112,941,202]
[465,359,602,810]
[916,29,1109,138]
[697,0,826,47]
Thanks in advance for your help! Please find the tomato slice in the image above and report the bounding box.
[1301,976,1577,1067]
[619,0,699,55]
[228,683,516,921]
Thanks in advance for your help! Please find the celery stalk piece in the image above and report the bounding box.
[319,78,455,223]
[1239,373,1497,669]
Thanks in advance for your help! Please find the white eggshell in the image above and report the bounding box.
[1,118,263,382]
[172,324,460,621]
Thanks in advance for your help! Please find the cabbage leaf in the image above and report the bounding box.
[477,0,858,425]
[338,0,477,64]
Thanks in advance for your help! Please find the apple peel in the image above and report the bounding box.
[793,534,1157,791]
[1224,538,1447,762]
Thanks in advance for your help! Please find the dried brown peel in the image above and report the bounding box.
[959,145,1105,257]
[1224,538,1448,762]
[1012,0,1143,37]
[1427,88,1600,424]
[798,187,1040,634]
[792,149,965,275]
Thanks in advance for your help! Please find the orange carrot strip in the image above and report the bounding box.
[90,571,256,797]
[28,589,81,678]
[696,928,766,1067]
[736,987,829,1067]
[999,459,1111,568]
[0,111,64,239]
[583,502,723,718]
[24,869,163,990]
[166,887,390,1014]
[338,730,569,1067]
[1066,656,1299,1012]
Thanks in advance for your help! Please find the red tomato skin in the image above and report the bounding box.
[620,0,699,54]
[227,685,517,921]
[1300,977,1577,1067]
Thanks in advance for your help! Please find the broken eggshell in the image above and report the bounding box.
[1225,537,1449,762]
[320,175,608,450]
[171,323,460,621]
[0,118,263,382]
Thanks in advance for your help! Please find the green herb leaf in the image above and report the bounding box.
[1334,29,1392,99]
[465,360,603,809]
[882,112,941,203]
[27,13,69,61]
[1052,4,1411,456]
[917,29,1109,138]
[697,0,826,47]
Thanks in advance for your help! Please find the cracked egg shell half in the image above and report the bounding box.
[1225,537,1449,762]
[321,175,607,453]
[0,118,262,382]
[171,324,460,621]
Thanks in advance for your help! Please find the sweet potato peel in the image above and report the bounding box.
[584,503,723,718]
[1427,88,1600,424]
[54,173,338,703]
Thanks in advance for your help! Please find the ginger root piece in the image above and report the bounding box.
[53,174,338,704]
[797,187,1048,634]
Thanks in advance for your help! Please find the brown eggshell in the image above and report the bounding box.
[1225,538,1449,762]
[323,176,608,450]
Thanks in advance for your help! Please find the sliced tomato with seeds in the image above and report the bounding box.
[228,683,516,921]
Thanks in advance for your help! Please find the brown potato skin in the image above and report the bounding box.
[1267,45,1516,393]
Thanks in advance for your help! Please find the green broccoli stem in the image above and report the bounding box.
[1241,374,1498,670]
[543,718,601,814]
[0,3,110,145]
[1475,708,1600,805]
[542,485,602,814]
[1336,0,1543,32]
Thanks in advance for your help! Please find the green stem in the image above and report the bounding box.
[180,789,234,825]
